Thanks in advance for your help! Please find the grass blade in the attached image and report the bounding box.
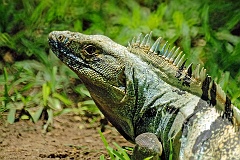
[98,130,115,159]
[113,142,131,160]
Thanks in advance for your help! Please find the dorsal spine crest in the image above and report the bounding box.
[128,32,240,129]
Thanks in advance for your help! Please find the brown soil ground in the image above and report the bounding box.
[0,114,133,160]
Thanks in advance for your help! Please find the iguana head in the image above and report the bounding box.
[49,31,126,91]
[48,31,135,141]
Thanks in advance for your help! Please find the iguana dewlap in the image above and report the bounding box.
[48,31,240,160]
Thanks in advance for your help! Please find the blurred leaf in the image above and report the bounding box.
[48,97,61,110]
[219,71,230,91]
[21,115,29,120]
[172,11,184,30]
[54,108,73,116]
[99,130,115,160]
[43,108,53,132]
[0,32,14,47]
[52,92,72,106]
[147,4,166,29]
[31,106,44,123]
[81,100,95,105]
[99,130,131,160]
[7,107,16,124]
[30,0,52,26]
[215,31,240,45]
[42,83,51,106]
[100,155,105,160]
[113,142,131,160]
[75,84,91,97]
[50,66,58,91]
[181,22,191,54]
[3,67,9,108]
[144,157,154,160]
[201,4,211,41]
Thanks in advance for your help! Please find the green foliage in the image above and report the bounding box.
[0,57,73,126]
[99,130,132,160]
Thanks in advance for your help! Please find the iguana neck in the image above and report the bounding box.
[122,51,198,139]
[120,48,213,158]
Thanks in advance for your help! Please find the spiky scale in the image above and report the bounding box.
[192,64,200,79]
[186,63,193,78]
[150,37,162,53]
[176,59,187,79]
[136,33,142,45]
[201,75,211,101]
[140,34,149,47]
[161,41,169,56]
[146,31,152,47]
[216,84,226,101]
[173,51,183,65]
[163,44,170,57]
[131,37,136,45]
[128,41,132,48]
[170,47,180,62]
[199,67,206,82]
[176,54,186,67]
[180,59,187,71]
[210,80,217,106]
[182,63,193,87]
[166,46,176,60]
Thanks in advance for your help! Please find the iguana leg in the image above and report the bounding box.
[132,132,162,160]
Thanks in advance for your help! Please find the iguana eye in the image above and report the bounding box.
[81,45,100,61]
[57,35,64,41]
[84,45,97,55]
[57,35,69,44]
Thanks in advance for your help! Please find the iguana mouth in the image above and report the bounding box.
[49,37,90,70]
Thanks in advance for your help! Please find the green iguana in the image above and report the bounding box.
[48,31,240,160]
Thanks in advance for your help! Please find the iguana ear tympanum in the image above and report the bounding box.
[49,31,240,160]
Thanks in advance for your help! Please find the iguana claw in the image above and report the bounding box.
[132,133,162,160]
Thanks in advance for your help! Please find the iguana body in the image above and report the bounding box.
[48,31,240,160]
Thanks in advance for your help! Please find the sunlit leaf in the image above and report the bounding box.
[42,83,51,106]
[21,115,29,120]
[99,130,115,160]
[52,92,73,106]
[47,97,61,110]
[31,106,44,123]
[99,155,105,160]
[113,142,131,160]
[54,108,73,116]
[172,11,184,30]
[7,107,16,124]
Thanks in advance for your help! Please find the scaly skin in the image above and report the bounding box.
[48,31,240,159]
